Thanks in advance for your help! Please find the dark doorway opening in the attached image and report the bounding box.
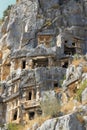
[13,110,17,120]
[22,60,26,69]
[28,92,32,100]
[29,112,35,120]
[33,58,48,68]
[64,45,76,55]
[62,62,68,68]
[54,83,58,88]
[72,42,75,46]
[65,40,68,43]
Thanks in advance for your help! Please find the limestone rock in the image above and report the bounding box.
[0,0,87,51]
[63,64,83,89]
[82,73,87,81]
[6,17,22,49]
[37,113,86,130]
[32,123,39,130]
[82,87,87,104]
[6,0,39,50]
[0,0,87,127]
[27,44,56,57]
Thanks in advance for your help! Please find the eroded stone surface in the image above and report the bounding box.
[37,113,86,130]
[0,0,87,128]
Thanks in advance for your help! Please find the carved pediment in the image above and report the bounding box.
[27,44,55,57]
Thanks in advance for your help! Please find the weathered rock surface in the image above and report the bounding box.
[0,0,87,52]
[36,113,86,130]
[82,87,87,104]
[0,0,87,129]
[63,61,87,89]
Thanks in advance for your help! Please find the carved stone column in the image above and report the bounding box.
[36,86,40,101]
[9,110,13,122]
[10,60,15,74]
[32,89,35,100]
[29,59,34,69]
[26,61,29,69]
[17,108,20,120]
[48,56,54,67]
[6,103,9,123]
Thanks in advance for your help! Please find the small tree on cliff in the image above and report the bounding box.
[40,93,61,118]
[2,5,13,20]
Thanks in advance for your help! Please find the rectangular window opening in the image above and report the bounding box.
[29,112,35,120]
[22,60,26,69]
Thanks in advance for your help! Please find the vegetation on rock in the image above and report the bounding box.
[8,123,23,130]
[76,80,87,102]
[2,5,13,20]
[41,95,61,118]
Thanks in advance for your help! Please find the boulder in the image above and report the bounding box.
[37,113,86,130]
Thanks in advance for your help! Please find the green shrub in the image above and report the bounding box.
[76,80,87,102]
[8,123,23,130]
[40,94,61,118]
[73,54,79,60]
[2,5,13,20]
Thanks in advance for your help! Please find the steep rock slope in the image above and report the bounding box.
[0,0,87,52]
[0,0,87,130]
[36,113,85,130]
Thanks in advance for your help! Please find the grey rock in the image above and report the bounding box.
[37,113,86,130]
[82,73,87,81]
[0,0,87,52]
[6,17,22,49]
[63,64,83,88]
[32,123,39,130]
[82,87,87,104]
[0,0,87,128]
[27,44,56,57]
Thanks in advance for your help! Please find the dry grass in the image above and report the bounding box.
[68,83,77,97]
[54,88,62,93]
[61,99,81,114]
[61,100,74,114]
[83,66,87,72]
[72,58,87,72]
[72,59,85,67]
[76,114,84,124]
[8,123,24,130]
[23,116,51,130]
[8,116,50,130]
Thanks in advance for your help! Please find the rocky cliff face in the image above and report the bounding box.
[1,0,87,52]
[36,113,86,130]
[0,0,87,130]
